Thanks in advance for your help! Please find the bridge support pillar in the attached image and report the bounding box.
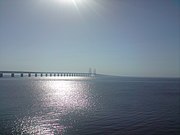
[46,74,48,77]
[35,73,37,77]
[20,73,23,77]
[0,73,3,77]
[11,73,14,77]
[28,73,31,77]
[41,73,43,77]
[50,74,52,77]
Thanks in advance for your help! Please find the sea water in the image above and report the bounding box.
[0,76,179,135]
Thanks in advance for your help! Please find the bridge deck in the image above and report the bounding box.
[0,71,95,77]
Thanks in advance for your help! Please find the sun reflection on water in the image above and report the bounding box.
[42,80,91,111]
[13,78,94,135]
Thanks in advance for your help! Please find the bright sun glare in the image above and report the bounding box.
[52,0,85,12]
[55,0,83,5]
[50,0,99,16]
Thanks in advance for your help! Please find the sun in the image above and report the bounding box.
[55,0,82,5]
[52,0,83,10]
[53,0,84,13]
[50,0,99,15]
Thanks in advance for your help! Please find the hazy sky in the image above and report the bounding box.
[0,0,179,77]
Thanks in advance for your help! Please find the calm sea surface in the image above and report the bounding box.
[0,76,179,135]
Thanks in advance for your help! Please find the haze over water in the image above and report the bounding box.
[0,0,179,77]
[0,76,179,135]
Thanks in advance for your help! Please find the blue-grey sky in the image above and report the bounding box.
[0,0,179,77]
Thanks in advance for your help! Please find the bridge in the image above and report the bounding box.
[0,71,96,78]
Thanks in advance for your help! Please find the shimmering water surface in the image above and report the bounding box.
[0,76,179,135]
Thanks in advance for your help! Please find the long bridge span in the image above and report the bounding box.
[0,71,96,77]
